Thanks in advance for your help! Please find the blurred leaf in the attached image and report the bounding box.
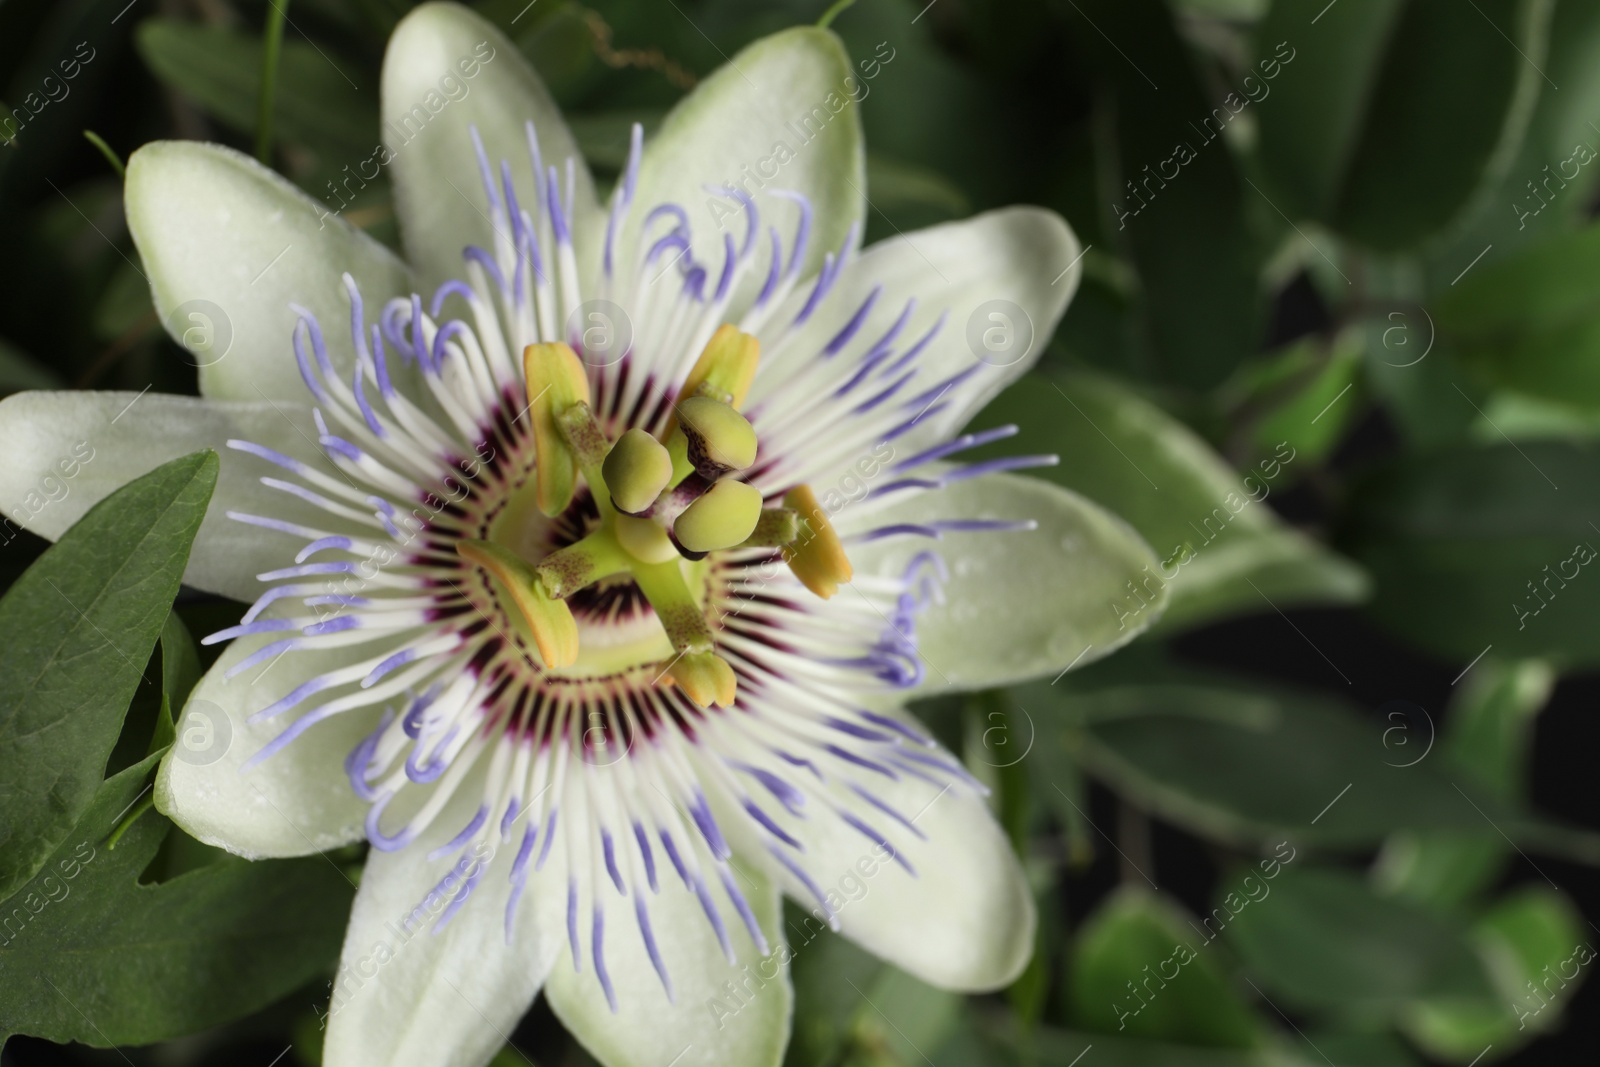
[90,259,152,342]
[829,0,1020,226]
[785,917,889,1067]
[1342,440,1600,664]
[0,451,216,901]
[1306,1030,1424,1067]
[1066,888,1261,1048]
[1225,867,1496,1013]
[1052,273,1141,379]
[865,152,968,216]
[1241,331,1364,467]
[1402,887,1590,1060]
[1438,223,1600,406]
[566,108,664,170]
[1067,682,1580,850]
[518,4,599,95]
[1176,0,1269,17]
[1474,390,1600,441]
[849,965,961,1064]
[1073,0,1261,387]
[783,919,963,1067]
[135,18,375,156]
[988,1020,1286,1066]
[0,753,354,1045]
[977,372,1367,634]
[1376,660,1553,909]
[1253,0,1548,249]
[1421,0,1600,284]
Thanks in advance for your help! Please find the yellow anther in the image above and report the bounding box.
[782,484,853,599]
[664,650,738,708]
[678,324,759,412]
[675,395,758,477]
[615,513,680,564]
[675,480,764,554]
[602,428,674,515]
[523,342,592,517]
[457,539,578,668]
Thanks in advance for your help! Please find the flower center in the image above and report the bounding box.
[455,327,852,709]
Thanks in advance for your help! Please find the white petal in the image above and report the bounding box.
[750,742,1034,992]
[382,2,599,292]
[841,471,1164,692]
[156,628,379,859]
[545,860,791,1067]
[0,390,360,602]
[323,793,565,1067]
[622,26,865,310]
[750,207,1081,463]
[125,141,415,404]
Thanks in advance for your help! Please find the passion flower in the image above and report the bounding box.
[0,5,1165,1066]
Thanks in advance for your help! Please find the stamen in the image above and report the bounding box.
[675,480,763,555]
[675,324,760,414]
[674,396,758,479]
[739,507,801,549]
[535,529,631,600]
[782,485,853,599]
[456,539,579,668]
[602,429,674,515]
[614,513,680,565]
[523,342,592,517]
[629,558,738,708]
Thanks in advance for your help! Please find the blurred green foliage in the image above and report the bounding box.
[1,0,1598,1064]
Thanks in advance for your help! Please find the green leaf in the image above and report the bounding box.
[1341,440,1600,664]
[1376,659,1554,909]
[0,754,354,1045]
[1066,888,1261,1048]
[150,611,202,756]
[0,450,217,901]
[783,919,962,1067]
[134,18,374,156]
[566,108,665,170]
[1254,0,1548,249]
[1067,682,1573,849]
[1225,867,1496,1013]
[865,152,968,216]
[1472,390,1600,442]
[976,372,1367,634]
[1072,0,1261,386]
[1438,223,1600,406]
[1402,887,1589,1060]
[1306,1031,1424,1067]
[1420,0,1600,286]
[989,1021,1286,1066]
[849,965,962,1064]
[785,914,888,1067]
[1240,331,1364,468]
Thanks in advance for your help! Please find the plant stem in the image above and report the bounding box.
[256,0,291,164]
[82,130,125,177]
[817,0,858,28]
